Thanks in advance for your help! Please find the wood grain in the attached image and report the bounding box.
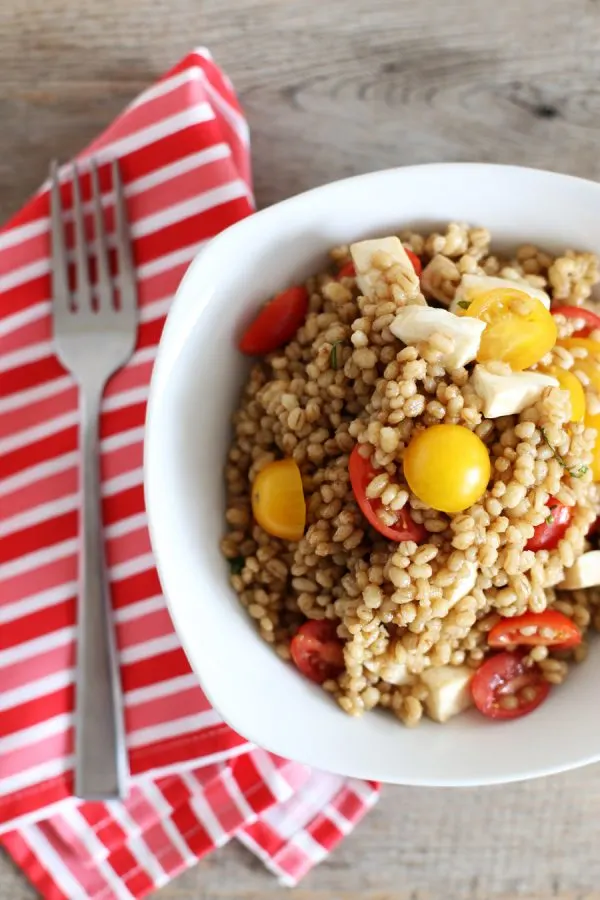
[3,0,600,897]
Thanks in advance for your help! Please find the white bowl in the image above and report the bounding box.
[145,163,600,786]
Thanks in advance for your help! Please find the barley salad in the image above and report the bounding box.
[221,223,600,726]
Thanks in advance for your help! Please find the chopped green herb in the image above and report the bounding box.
[330,340,343,370]
[540,428,589,479]
[457,300,470,310]
[545,513,554,525]
[570,464,588,478]
[228,556,245,575]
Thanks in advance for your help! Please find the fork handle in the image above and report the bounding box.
[75,381,128,799]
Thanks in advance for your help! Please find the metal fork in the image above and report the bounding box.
[50,159,137,799]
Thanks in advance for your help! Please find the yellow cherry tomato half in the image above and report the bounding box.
[585,412,600,482]
[403,424,491,513]
[558,338,600,394]
[558,337,600,358]
[539,365,586,422]
[252,459,306,541]
[464,288,557,371]
[570,357,600,395]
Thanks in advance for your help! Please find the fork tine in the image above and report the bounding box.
[112,160,137,314]
[49,161,71,314]
[71,163,93,312]
[90,160,113,312]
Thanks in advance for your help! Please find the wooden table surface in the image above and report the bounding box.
[2,0,600,897]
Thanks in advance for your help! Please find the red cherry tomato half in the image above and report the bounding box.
[348,445,426,542]
[239,285,309,355]
[290,620,345,684]
[525,498,572,551]
[552,305,600,337]
[488,610,581,649]
[337,261,356,279]
[404,247,423,277]
[471,652,551,720]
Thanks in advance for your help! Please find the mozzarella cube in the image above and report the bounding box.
[559,551,600,589]
[450,274,551,314]
[380,663,412,686]
[446,561,478,607]
[421,665,474,723]
[472,366,558,418]
[350,237,423,304]
[390,306,485,369]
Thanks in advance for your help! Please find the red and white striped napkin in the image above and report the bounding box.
[0,48,380,898]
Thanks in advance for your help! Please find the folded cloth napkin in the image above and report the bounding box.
[0,48,379,899]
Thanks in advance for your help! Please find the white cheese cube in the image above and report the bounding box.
[390,306,485,369]
[446,561,478,607]
[379,663,412,686]
[421,665,474,723]
[559,551,600,589]
[472,366,558,418]
[450,274,551,314]
[350,237,422,304]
